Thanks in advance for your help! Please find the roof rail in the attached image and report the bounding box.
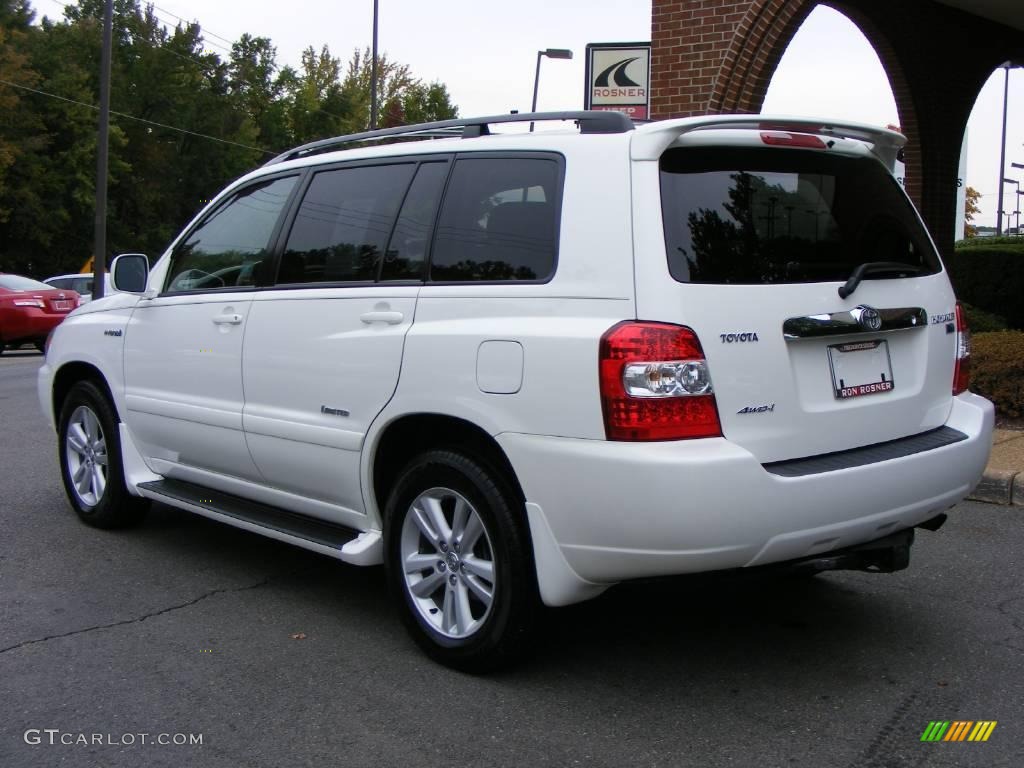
[263,110,634,166]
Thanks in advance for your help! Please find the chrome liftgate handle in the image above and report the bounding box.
[782,307,928,341]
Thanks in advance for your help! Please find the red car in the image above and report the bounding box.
[0,273,80,354]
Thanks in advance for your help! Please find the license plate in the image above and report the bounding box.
[827,340,894,399]
[52,300,71,311]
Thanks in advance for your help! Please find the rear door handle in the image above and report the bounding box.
[360,311,404,325]
[212,313,243,325]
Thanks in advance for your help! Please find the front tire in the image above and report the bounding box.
[58,380,148,528]
[384,450,538,672]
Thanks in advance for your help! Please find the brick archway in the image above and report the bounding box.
[651,0,1024,259]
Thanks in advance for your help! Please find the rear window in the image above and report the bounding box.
[660,147,941,285]
[0,275,51,291]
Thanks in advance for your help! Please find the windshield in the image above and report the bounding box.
[0,274,53,291]
[659,147,941,285]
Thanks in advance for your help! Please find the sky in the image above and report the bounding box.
[36,0,1024,228]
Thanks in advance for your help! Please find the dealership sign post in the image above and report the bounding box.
[584,42,652,120]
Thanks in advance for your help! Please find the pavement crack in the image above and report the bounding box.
[996,595,1024,632]
[0,577,269,656]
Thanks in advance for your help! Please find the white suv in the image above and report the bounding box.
[39,111,994,671]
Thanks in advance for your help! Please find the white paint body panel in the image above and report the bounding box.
[242,286,418,520]
[124,293,262,483]
[499,393,992,585]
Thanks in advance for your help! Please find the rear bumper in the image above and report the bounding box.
[499,392,993,606]
[0,308,65,344]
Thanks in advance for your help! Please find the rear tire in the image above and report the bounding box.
[384,449,538,672]
[58,380,149,528]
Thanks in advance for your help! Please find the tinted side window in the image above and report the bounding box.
[431,157,560,282]
[280,163,415,284]
[380,162,448,281]
[48,278,72,290]
[165,176,297,292]
[73,277,94,294]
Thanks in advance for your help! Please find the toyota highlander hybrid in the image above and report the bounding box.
[38,111,994,671]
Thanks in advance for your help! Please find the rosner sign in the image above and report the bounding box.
[584,42,651,120]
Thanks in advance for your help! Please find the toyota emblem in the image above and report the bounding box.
[857,305,882,332]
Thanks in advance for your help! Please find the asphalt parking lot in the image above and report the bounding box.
[1,352,1022,768]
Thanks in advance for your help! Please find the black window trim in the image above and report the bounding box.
[159,170,305,297]
[158,149,566,296]
[424,150,566,287]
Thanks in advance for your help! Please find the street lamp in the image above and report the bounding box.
[370,0,379,130]
[995,61,1023,235]
[530,48,573,131]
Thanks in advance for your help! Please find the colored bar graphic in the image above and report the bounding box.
[968,722,998,742]
[944,721,973,741]
[921,720,996,742]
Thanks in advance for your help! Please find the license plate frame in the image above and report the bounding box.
[827,339,894,400]
[52,300,71,311]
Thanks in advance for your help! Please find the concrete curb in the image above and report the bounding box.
[968,469,1020,505]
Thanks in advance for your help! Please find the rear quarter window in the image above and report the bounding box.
[660,147,940,285]
[430,155,562,283]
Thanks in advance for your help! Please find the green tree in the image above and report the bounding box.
[342,48,457,129]
[0,2,41,233]
[964,185,981,238]
[0,1,460,277]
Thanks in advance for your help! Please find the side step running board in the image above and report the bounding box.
[136,479,382,566]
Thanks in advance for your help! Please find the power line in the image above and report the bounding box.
[150,2,236,48]
[0,78,276,155]
[44,0,234,55]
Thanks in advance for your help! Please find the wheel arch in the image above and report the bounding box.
[370,413,526,527]
[52,361,118,425]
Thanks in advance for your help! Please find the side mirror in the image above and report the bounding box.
[110,253,149,294]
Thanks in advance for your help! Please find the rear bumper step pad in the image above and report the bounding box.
[763,426,968,478]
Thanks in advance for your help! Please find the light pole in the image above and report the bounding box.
[369,0,379,130]
[530,48,573,131]
[92,0,113,300]
[995,62,1022,235]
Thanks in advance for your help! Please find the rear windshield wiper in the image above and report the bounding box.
[838,261,923,299]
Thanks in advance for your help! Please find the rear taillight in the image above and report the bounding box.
[953,302,971,395]
[599,321,722,441]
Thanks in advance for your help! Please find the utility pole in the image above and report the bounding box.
[92,0,113,300]
[996,62,1011,236]
[370,0,379,130]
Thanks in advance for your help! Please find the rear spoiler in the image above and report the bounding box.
[630,115,906,172]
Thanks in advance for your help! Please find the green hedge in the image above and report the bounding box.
[946,240,1024,330]
[971,331,1024,419]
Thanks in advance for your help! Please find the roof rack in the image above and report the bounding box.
[263,110,634,166]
